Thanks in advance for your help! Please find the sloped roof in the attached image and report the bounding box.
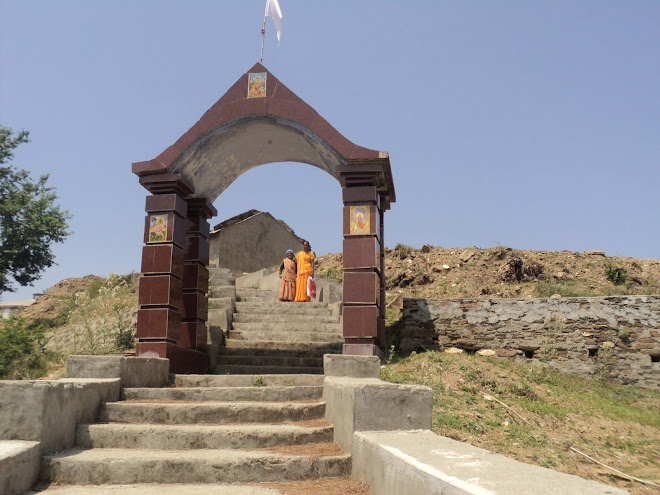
[133,62,394,208]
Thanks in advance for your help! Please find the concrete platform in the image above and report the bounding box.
[352,430,629,495]
[27,483,283,494]
[0,440,40,495]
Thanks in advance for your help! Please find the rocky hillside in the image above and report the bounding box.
[317,245,660,302]
[16,245,660,329]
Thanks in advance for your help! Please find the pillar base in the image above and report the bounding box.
[136,341,209,374]
[343,343,382,358]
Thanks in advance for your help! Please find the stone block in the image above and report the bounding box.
[0,379,120,454]
[67,355,169,388]
[324,354,381,378]
[0,440,40,495]
[323,376,432,451]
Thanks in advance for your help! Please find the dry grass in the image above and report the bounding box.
[382,351,660,495]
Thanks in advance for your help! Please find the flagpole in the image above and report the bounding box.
[260,16,266,63]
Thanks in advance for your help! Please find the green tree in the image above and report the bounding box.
[0,126,72,293]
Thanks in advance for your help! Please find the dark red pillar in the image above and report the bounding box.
[135,173,210,373]
[339,166,385,356]
[180,198,216,352]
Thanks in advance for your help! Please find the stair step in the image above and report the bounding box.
[209,267,232,277]
[122,385,322,402]
[235,302,330,312]
[234,308,333,318]
[229,330,342,343]
[216,356,323,368]
[214,365,324,375]
[41,447,350,484]
[209,286,237,298]
[76,422,333,450]
[208,297,234,309]
[99,401,325,424]
[224,341,343,354]
[209,268,235,285]
[26,483,290,494]
[233,321,342,333]
[233,313,340,323]
[235,288,274,295]
[172,374,325,388]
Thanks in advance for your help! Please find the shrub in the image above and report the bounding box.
[69,273,137,355]
[322,266,343,283]
[0,316,50,379]
[605,264,627,285]
[393,243,413,259]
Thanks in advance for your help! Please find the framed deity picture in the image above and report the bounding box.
[149,214,168,243]
[247,72,267,98]
[349,205,370,235]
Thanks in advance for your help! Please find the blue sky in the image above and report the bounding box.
[1,1,659,302]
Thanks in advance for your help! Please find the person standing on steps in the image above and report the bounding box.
[278,249,297,302]
[294,239,315,302]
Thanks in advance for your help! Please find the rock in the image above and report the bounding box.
[585,250,606,256]
[602,341,615,348]
[477,349,495,357]
[459,250,475,263]
[497,349,523,357]
[551,294,561,299]
[442,264,450,270]
[444,347,464,354]
[421,244,432,253]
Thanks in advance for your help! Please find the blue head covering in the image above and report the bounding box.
[286,249,294,256]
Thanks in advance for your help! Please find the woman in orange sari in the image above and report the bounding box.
[278,249,296,302]
[294,239,315,302]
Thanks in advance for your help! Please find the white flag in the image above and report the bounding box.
[265,0,283,43]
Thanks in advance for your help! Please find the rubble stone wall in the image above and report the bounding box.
[400,296,660,389]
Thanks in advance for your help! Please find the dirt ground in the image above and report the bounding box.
[20,275,101,321]
[260,477,370,495]
[317,245,660,301]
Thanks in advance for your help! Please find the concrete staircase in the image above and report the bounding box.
[212,271,344,375]
[36,374,349,490]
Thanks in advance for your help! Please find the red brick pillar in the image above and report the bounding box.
[340,176,384,356]
[180,198,216,352]
[378,196,386,348]
[135,173,209,373]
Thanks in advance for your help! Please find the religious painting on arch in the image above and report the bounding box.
[349,205,370,235]
[149,214,168,243]
[247,72,267,98]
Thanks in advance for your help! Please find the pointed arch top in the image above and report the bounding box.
[132,63,395,208]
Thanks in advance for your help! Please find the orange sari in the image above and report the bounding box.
[294,250,315,302]
[278,258,296,301]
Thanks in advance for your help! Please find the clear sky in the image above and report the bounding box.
[1,1,659,302]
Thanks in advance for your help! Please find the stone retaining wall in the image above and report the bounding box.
[400,296,660,389]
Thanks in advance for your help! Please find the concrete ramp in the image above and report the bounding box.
[352,430,629,495]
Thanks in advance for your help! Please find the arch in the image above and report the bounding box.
[133,63,395,372]
[167,115,345,202]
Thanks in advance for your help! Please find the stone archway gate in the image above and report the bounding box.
[132,63,395,373]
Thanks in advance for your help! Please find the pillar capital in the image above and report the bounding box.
[139,173,194,197]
